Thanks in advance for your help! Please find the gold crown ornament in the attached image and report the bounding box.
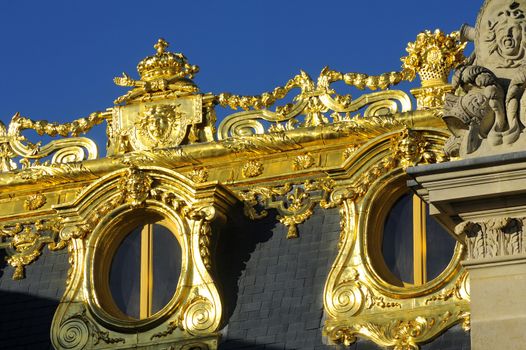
[137,38,199,82]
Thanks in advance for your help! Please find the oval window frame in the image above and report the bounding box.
[85,204,189,332]
[361,171,464,299]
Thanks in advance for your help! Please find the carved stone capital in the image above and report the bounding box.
[455,217,526,260]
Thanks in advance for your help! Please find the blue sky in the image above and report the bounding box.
[0,1,482,149]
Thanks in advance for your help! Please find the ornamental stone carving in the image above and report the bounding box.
[443,0,526,158]
[455,217,526,260]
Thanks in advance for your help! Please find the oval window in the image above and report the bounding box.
[109,222,182,319]
[381,192,456,287]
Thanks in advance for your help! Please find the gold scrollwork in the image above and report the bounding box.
[181,293,216,335]
[238,180,336,239]
[0,220,62,279]
[322,129,468,349]
[0,111,107,174]
[216,67,412,139]
[59,308,125,349]
[325,311,470,350]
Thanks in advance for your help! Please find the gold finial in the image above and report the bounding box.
[401,29,466,87]
[401,30,466,110]
[154,38,169,55]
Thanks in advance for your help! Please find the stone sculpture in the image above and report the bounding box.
[443,0,526,157]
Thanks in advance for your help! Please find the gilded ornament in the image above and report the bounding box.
[59,308,125,348]
[425,271,469,304]
[118,167,153,207]
[198,219,213,271]
[241,160,263,178]
[401,30,466,86]
[411,85,453,110]
[325,311,469,350]
[0,23,475,350]
[342,145,359,160]
[292,153,315,170]
[114,38,200,104]
[0,220,62,279]
[187,167,209,183]
[23,193,47,211]
[238,182,333,239]
[217,66,412,139]
[276,187,316,238]
[0,112,105,174]
[181,293,216,335]
[15,162,98,185]
[237,183,293,220]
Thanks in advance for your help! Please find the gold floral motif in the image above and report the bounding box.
[241,160,263,178]
[292,153,315,170]
[23,193,47,211]
[187,167,209,183]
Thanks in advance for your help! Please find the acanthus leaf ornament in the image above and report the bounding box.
[456,216,526,260]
